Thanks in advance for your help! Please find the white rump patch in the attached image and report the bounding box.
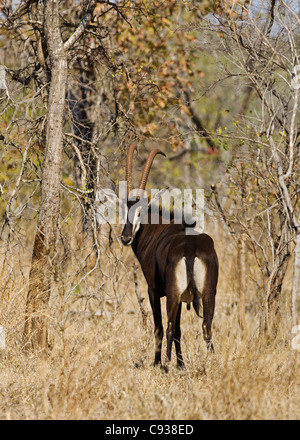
[174,257,206,304]
[194,257,206,293]
[175,258,188,295]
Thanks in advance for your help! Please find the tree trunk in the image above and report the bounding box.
[291,229,300,365]
[23,0,68,350]
[292,230,300,329]
[260,250,291,338]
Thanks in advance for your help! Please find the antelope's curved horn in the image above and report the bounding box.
[126,144,137,194]
[138,149,166,195]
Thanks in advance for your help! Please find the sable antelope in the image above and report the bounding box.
[121,145,219,368]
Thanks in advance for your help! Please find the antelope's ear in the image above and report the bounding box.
[148,187,169,207]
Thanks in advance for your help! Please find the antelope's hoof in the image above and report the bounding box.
[207,341,214,353]
[155,363,169,373]
[177,361,186,370]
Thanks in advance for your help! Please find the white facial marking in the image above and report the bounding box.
[122,204,128,225]
[132,205,142,237]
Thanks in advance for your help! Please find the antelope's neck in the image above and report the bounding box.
[131,213,167,262]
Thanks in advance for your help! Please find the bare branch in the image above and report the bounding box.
[278,0,300,26]
[64,0,98,51]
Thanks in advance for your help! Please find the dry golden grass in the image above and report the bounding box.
[0,228,299,420]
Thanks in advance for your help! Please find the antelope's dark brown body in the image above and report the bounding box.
[121,146,219,368]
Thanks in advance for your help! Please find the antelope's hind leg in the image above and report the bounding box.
[202,288,216,353]
[148,287,164,366]
[166,286,183,369]
[174,301,184,368]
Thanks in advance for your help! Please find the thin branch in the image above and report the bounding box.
[283,86,299,180]
[64,0,98,51]
[265,0,277,37]
[132,263,148,328]
[267,121,299,231]
[278,0,300,26]
[183,89,218,152]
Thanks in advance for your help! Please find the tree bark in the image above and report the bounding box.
[292,229,300,329]
[24,0,68,350]
[260,229,291,338]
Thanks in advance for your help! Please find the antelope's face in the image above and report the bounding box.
[121,200,144,246]
[121,145,166,246]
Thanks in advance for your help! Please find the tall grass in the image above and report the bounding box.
[0,225,299,420]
